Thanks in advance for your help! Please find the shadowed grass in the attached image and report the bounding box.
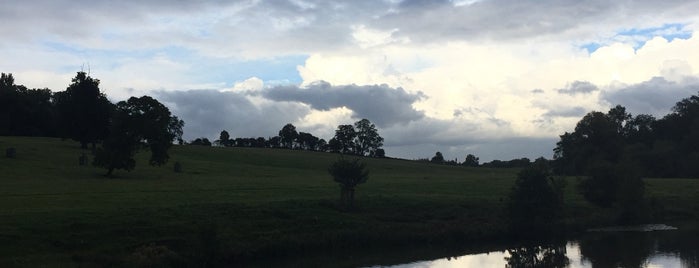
[0,137,697,267]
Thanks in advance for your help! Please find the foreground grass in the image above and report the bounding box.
[0,137,697,267]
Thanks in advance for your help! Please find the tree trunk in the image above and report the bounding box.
[106,167,114,177]
[349,188,355,210]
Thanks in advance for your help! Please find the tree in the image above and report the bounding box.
[333,124,357,154]
[372,148,385,158]
[353,119,384,156]
[431,151,445,163]
[278,123,298,149]
[93,96,183,176]
[0,73,56,136]
[219,130,231,147]
[507,163,563,232]
[553,109,625,175]
[463,154,479,167]
[191,138,212,146]
[328,157,369,210]
[54,72,113,149]
[297,132,320,151]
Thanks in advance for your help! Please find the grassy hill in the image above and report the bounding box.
[1,137,697,267]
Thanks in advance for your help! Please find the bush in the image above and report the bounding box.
[507,164,563,232]
[328,157,369,211]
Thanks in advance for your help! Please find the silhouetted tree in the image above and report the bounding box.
[219,130,231,147]
[333,124,357,154]
[268,136,281,148]
[54,72,113,149]
[328,157,369,211]
[431,151,445,163]
[298,132,320,151]
[507,163,563,232]
[372,148,385,158]
[0,73,57,136]
[191,138,212,146]
[354,119,384,156]
[93,96,183,176]
[463,154,479,167]
[279,123,298,149]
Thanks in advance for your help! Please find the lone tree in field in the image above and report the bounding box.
[328,157,369,210]
[93,96,184,176]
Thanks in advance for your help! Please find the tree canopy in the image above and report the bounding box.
[54,72,113,149]
[93,96,183,176]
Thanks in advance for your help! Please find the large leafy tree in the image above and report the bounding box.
[278,123,298,149]
[353,119,384,156]
[54,72,113,149]
[333,124,357,154]
[94,96,183,176]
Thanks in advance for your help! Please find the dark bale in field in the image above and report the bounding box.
[174,161,183,173]
[6,147,16,158]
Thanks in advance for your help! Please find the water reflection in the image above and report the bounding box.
[505,244,569,268]
[378,228,698,268]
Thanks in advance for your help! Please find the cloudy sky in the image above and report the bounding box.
[3,0,699,161]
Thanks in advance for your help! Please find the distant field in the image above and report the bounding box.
[0,137,697,267]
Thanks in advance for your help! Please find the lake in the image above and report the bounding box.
[371,225,698,268]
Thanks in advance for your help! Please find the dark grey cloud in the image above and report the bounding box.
[262,81,426,127]
[602,76,699,117]
[557,81,599,95]
[155,89,310,141]
[374,0,699,43]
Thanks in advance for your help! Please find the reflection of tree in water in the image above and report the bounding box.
[505,244,569,268]
[578,232,654,268]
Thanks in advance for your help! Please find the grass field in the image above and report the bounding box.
[1,137,697,267]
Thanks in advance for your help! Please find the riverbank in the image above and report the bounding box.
[1,137,697,267]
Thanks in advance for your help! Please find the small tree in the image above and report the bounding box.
[507,163,563,233]
[463,154,479,167]
[328,157,369,211]
[431,151,445,163]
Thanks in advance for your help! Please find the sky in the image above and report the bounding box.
[2,0,699,162]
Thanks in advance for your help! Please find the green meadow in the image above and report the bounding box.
[1,137,697,267]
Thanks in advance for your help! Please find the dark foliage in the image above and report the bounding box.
[462,154,479,167]
[507,163,564,233]
[190,138,212,146]
[93,96,183,176]
[328,157,369,210]
[54,72,114,149]
[430,151,445,163]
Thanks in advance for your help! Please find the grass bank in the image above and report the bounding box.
[0,137,697,267]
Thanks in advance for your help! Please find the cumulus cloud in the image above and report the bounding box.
[602,76,699,116]
[262,81,426,127]
[557,81,599,95]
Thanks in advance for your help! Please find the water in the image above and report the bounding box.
[371,226,699,268]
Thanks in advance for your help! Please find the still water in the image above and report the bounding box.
[373,226,698,268]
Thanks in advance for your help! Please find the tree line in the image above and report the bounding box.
[196,119,386,157]
[553,93,699,178]
[1,72,183,175]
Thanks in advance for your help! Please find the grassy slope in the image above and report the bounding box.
[0,137,697,267]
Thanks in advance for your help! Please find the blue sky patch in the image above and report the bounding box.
[581,23,692,53]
